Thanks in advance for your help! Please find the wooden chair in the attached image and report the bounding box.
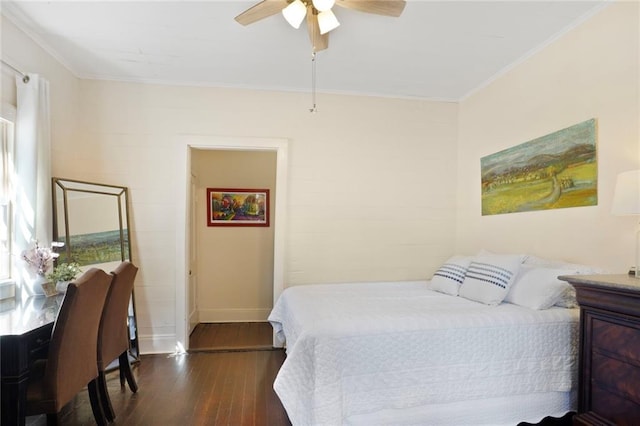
[96,261,139,421]
[25,268,112,426]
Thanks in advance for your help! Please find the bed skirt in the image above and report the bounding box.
[344,390,576,426]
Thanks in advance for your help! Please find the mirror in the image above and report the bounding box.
[51,177,139,359]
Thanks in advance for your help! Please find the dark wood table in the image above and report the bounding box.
[0,295,64,426]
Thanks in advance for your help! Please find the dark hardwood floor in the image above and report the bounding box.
[26,322,291,426]
[190,322,273,352]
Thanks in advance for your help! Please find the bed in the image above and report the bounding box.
[268,254,587,426]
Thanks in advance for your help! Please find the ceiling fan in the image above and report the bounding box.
[235,0,406,52]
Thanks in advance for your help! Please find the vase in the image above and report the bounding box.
[26,274,46,296]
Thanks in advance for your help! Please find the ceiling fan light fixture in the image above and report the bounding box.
[312,0,335,12]
[282,0,307,29]
[317,9,340,34]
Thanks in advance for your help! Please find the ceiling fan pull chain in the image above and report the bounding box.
[310,50,317,113]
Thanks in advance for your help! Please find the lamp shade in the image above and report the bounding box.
[612,170,640,215]
[317,9,340,34]
[312,0,335,12]
[282,0,307,29]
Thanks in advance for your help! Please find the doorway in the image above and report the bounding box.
[176,136,288,351]
[191,149,276,325]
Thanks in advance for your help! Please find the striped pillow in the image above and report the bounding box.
[430,256,471,296]
[459,255,521,305]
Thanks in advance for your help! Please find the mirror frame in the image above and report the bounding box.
[51,177,139,359]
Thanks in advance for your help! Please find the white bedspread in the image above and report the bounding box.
[268,280,579,426]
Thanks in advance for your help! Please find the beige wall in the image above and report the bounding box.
[3,1,637,353]
[71,83,457,352]
[192,149,276,322]
[456,1,639,272]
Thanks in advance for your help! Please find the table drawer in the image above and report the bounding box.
[26,324,52,363]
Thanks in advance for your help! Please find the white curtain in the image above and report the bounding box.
[14,74,52,294]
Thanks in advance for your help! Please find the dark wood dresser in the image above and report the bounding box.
[559,274,640,426]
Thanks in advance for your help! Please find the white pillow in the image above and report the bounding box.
[523,254,567,268]
[555,285,579,308]
[459,254,521,305]
[430,256,471,296]
[505,265,578,310]
[523,255,607,274]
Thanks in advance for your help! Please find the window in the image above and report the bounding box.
[0,115,15,281]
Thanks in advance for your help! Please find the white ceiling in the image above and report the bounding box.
[1,0,608,101]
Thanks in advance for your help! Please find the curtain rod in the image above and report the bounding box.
[0,59,30,83]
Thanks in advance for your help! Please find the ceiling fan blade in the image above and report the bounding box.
[307,7,329,52]
[235,0,289,26]
[335,0,406,17]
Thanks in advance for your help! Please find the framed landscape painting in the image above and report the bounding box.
[207,188,270,226]
[481,118,597,215]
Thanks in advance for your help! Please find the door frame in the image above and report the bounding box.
[176,135,288,351]
[188,173,198,335]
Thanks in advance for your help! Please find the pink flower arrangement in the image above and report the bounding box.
[21,240,62,276]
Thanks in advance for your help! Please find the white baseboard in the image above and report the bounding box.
[188,309,198,335]
[138,308,273,354]
[197,308,271,323]
[138,333,178,354]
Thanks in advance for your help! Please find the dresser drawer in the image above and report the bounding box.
[591,384,640,425]
[592,352,640,403]
[592,317,640,364]
[561,275,640,426]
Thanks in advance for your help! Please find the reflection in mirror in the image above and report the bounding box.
[52,177,139,359]
[52,179,130,267]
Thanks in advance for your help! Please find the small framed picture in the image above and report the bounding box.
[206,188,270,227]
[41,281,59,297]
